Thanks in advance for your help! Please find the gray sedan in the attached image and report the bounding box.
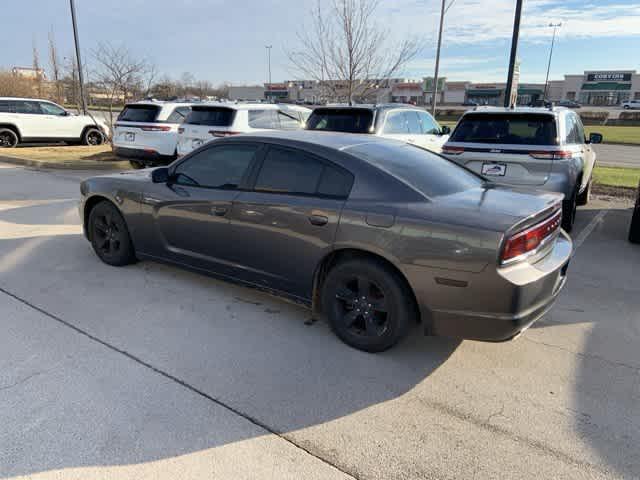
[79,131,572,352]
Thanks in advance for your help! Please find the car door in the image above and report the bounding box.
[39,101,76,138]
[416,110,448,152]
[228,145,353,299]
[139,143,262,275]
[13,100,46,139]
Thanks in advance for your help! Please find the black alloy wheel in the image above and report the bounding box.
[84,128,104,146]
[322,258,412,352]
[0,128,18,148]
[89,201,136,266]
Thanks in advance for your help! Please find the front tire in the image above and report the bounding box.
[321,258,413,352]
[0,128,19,148]
[88,201,136,266]
[576,179,592,206]
[82,127,105,146]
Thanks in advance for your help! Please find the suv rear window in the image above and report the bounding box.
[186,107,235,126]
[306,108,374,134]
[450,113,558,145]
[118,105,160,123]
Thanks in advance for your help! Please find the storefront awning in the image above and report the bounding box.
[517,88,543,95]
[582,82,631,91]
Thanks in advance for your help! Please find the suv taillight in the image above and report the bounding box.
[209,130,241,137]
[141,125,171,132]
[442,146,464,155]
[501,210,562,264]
[529,150,573,160]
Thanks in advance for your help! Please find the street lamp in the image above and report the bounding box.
[543,22,562,101]
[69,0,87,114]
[265,45,272,85]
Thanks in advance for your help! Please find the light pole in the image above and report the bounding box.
[431,0,456,115]
[543,22,562,101]
[69,0,87,114]
[504,0,524,108]
[265,45,272,85]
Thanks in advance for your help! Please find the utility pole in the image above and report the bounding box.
[543,22,562,101]
[69,0,87,114]
[504,0,523,108]
[431,0,446,115]
[265,45,272,84]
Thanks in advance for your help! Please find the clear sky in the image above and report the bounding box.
[3,0,639,86]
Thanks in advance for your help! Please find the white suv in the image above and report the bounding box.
[113,101,193,168]
[0,97,109,148]
[176,103,309,156]
[622,100,640,110]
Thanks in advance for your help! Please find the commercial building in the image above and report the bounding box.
[550,71,640,106]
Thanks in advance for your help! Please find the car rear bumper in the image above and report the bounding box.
[112,146,176,166]
[424,231,572,341]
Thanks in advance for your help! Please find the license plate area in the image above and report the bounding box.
[125,132,135,142]
[482,162,507,176]
[192,139,204,148]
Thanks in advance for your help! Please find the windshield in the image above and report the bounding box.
[306,108,374,134]
[348,142,483,197]
[186,107,236,126]
[450,113,558,145]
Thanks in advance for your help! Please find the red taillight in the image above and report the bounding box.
[442,146,464,155]
[529,150,572,160]
[141,126,171,132]
[177,127,185,134]
[209,130,241,137]
[501,210,562,264]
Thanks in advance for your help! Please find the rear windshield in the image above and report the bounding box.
[348,142,482,197]
[186,107,236,126]
[450,113,558,145]
[306,108,374,134]
[118,105,160,123]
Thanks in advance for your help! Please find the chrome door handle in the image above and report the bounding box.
[212,206,228,216]
[308,214,328,226]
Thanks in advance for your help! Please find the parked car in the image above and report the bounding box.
[462,100,479,107]
[622,100,640,110]
[305,104,450,153]
[112,101,193,168]
[176,103,309,156]
[442,106,602,232]
[557,100,581,109]
[0,97,109,148]
[80,131,571,352]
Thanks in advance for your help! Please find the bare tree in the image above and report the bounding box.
[194,80,212,100]
[32,42,44,97]
[0,70,35,97]
[92,42,150,127]
[142,63,158,99]
[288,0,419,105]
[48,30,63,103]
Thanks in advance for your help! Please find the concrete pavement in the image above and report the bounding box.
[0,162,638,479]
[595,144,640,168]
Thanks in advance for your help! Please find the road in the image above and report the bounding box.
[0,163,638,479]
[595,144,640,168]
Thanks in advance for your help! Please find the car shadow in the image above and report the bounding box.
[0,199,460,477]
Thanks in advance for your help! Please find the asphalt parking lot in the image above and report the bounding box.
[0,163,638,479]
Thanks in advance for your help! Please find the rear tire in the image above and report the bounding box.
[82,127,105,146]
[562,188,578,233]
[576,179,591,206]
[88,201,136,266]
[321,258,413,352]
[0,128,18,148]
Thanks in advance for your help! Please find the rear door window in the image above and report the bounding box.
[405,111,422,135]
[186,107,236,126]
[166,106,191,123]
[248,109,279,129]
[254,146,353,198]
[383,111,408,134]
[118,105,160,123]
[14,101,41,114]
[0,101,14,113]
[305,108,374,134]
[450,113,558,145]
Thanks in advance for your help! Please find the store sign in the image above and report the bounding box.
[587,73,632,82]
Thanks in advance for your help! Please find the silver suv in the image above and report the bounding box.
[442,107,602,231]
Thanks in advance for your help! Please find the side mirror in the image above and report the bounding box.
[589,132,603,144]
[151,167,170,183]
[440,125,451,135]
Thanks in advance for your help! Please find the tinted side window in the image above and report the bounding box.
[405,112,422,135]
[317,165,353,198]
[166,106,191,123]
[255,147,323,194]
[14,101,41,114]
[248,109,279,129]
[383,111,408,134]
[173,145,258,189]
[0,101,14,113]
[417,111,440,134]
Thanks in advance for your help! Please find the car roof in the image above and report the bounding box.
[0,97,57,102]
[314,103,421,112]
[462,106,568,117]
[125,101,194,108]
[223,129,396,151]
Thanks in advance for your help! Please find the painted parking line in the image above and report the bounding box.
[572,210,608,254]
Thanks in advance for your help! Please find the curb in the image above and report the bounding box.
[0,155,131,171]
